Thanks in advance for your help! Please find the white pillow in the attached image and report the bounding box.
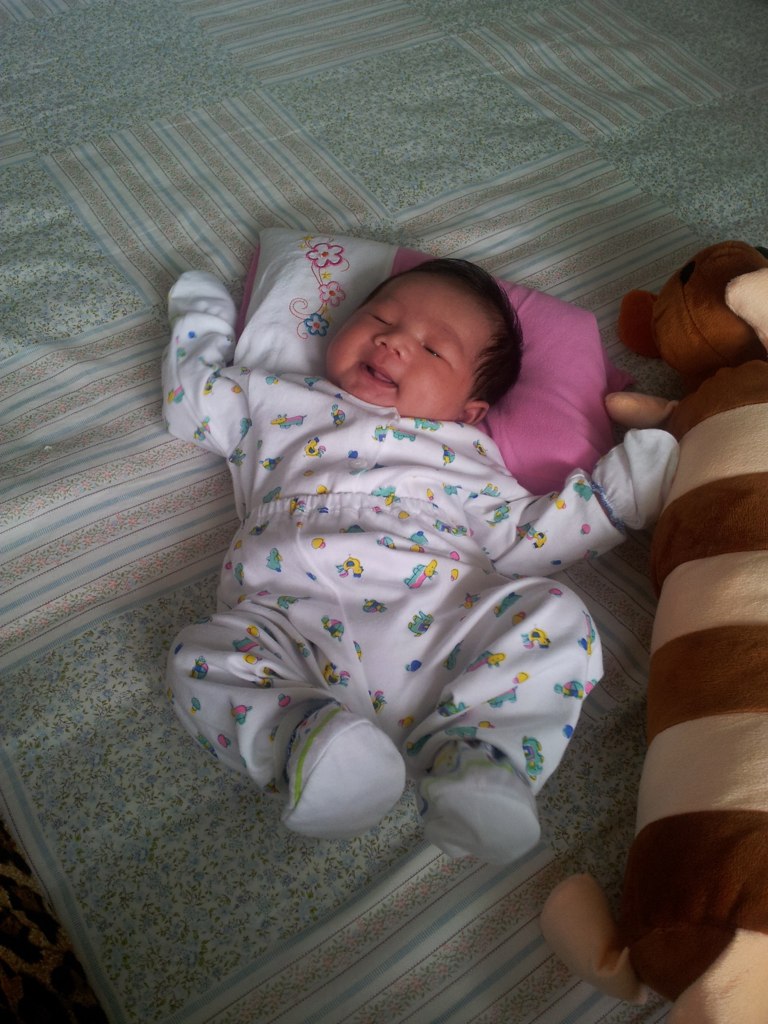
[235,230,396,374]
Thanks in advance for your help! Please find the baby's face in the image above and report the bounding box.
[325,274,492,424]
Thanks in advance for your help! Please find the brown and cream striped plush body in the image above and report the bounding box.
[619,358,768,1008]
[540,262,768,1022]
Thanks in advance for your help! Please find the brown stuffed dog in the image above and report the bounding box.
[539,248,768,1022]
[617,239,768,390]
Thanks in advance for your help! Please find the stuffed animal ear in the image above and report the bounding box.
[725,267,768,347]
[539,874,648,1004]
[618,289,660,357]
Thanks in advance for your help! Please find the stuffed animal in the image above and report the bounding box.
[539,247,768,1022]
[617,239,768,390]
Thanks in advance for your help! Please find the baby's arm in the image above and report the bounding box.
[477,429,678,577]
[162,271,250,458]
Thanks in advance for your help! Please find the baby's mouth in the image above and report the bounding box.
[365,363,396,387]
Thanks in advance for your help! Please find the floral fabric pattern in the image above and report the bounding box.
[290,237,350,339]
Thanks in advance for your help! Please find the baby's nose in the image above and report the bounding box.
[376,330,410,357]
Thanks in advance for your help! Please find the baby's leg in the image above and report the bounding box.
[419,740,541,863]
[410,579,602,863]
[167,609,404,837]
[274,700,405,838]
[167,610,323,784]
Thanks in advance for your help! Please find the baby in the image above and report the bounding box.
[162,258,678,864]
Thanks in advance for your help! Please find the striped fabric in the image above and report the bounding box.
[617,362,768,1003]
[1,0,766,1021]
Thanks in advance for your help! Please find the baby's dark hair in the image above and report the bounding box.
[375,258,523,406]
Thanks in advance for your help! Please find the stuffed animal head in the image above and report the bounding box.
[617,240,768,390]
[540,261,768,1022]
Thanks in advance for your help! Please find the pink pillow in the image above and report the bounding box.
[237,233,630,494]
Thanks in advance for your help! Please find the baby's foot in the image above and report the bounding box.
[275,700,406,839]
[418,740,540,864]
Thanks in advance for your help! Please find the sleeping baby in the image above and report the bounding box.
[162,257,678,864]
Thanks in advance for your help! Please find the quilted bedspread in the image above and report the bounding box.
[1,0,766,1021]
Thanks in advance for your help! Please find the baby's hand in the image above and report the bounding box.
[605,391,678,429]
[169,271,237,325]
[593,429,679,531]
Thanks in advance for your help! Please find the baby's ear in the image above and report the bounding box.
[461,400,489,425]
